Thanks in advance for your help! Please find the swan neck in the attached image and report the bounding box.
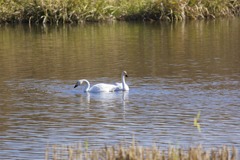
[121,74,126,89]
[83,80,90,92]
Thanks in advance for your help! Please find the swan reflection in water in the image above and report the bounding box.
[75,91,129,132]
[76,91,129,107]
[77,92,90,104]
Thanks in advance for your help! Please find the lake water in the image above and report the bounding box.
[0,18,240,159]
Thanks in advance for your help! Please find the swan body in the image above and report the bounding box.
[74,79,118,93]
[114,71,129,91]
[74,71,129,92]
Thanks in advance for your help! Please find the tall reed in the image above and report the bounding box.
[45,137,238,160]
[0,0,239,23]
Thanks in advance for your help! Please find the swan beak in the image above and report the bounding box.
[74,84,78,88]
[125,75,128,77]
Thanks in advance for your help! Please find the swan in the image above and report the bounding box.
[74,79,118,93]
[114,71,129,91]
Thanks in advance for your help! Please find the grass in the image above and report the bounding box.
[45,136,239,160]
[0,0,239,23]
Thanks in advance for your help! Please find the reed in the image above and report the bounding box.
[45,136,239,160]
[0,0,239,23]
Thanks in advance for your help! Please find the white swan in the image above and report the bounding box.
[114,71,129,91]
[74,79,118,93]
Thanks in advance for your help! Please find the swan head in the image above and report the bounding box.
[123,71,128,77]
[74,80,83,88]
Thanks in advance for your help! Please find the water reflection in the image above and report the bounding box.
[75,91,129,109]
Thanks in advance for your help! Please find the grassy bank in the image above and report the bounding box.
[45,137,239,160]
[0,0,239,24]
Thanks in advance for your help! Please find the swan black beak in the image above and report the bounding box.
[125,75,128,77]
[74,84,78,88]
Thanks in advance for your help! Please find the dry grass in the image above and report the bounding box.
[45,136,239,160]
[0,0,239,23]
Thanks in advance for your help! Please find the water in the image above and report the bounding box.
[0,18,240,159]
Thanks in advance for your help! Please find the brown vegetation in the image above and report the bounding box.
[45,137,238,160]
